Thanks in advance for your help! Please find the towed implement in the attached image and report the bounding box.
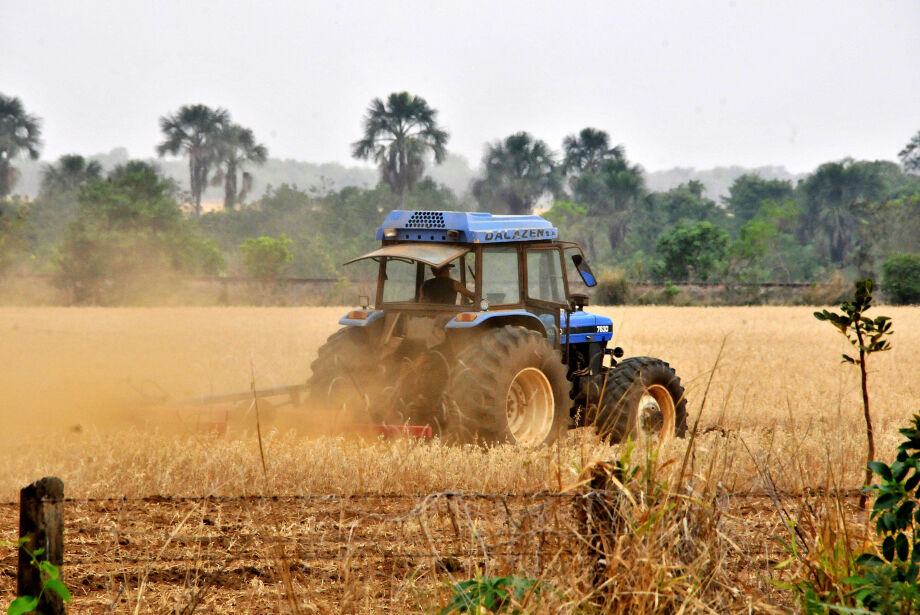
[308,210,688,446]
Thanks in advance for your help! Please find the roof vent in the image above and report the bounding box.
[405,211,446,229]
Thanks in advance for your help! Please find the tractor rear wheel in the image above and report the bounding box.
[307,327,383,419]
[441,326,569,446]
[591,357,687,445]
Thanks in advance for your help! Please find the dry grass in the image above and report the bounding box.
[2,305,917,495]
[1,305,918,612]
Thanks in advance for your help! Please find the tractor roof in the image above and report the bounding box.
[344,243,468,268]
[376,210,558,244]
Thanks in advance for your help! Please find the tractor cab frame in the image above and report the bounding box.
[341,211,608,362]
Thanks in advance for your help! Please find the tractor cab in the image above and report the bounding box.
[341,210,612,361]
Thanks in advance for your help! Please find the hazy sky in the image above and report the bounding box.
[3,0,919,173]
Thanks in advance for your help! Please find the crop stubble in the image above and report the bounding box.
[1,305,918,612]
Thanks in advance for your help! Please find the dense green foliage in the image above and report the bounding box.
[723,173,794,228]
[847,414,920,613]
[882,254,920,305]
[440,575,549,614]
[2,97,920,304]
[726,199,816,283]
[199,179,462,280]
[55,166,223,303]
[546,150,920,288]
[0,197,28,273]
[655,221,730,281]
[240,234,292,283]
[789,414,920,614]
[40,154,102,195]
[848,413,920,612]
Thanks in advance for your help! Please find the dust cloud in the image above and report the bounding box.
[0,307,348,448]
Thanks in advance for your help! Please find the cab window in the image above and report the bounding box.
[526,248,566,304]
[381,258,419,303]
[481,246,520,305]
[419,254,476,305]
[381,255,477,305]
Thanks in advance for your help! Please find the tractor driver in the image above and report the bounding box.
[421,263,475,304]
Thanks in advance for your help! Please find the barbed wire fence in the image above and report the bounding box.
[1,479,863,612]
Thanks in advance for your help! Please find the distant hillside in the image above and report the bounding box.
[6,148,476,202]
[6,147,804,206]
[3,148,379,202]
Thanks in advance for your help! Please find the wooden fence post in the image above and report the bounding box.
[18,476,65,615]
[575,461,627,597]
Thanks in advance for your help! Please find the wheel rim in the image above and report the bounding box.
[505,367,555,446]
[634,384,676,445]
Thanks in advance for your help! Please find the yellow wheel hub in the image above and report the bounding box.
[634,383,676,445]
[505,367,555,446]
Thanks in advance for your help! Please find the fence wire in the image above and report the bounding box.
[0,486,866,508]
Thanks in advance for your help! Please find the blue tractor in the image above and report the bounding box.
[308,210,687,446]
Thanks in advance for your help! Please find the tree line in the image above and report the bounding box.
[1,90,920,304]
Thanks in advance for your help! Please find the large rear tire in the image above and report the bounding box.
[442,326,569,446]
[591,357,687,445]
[307,327,382,419]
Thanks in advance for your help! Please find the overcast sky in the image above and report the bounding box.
[3,0,919,173]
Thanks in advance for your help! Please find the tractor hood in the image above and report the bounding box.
[343,243,469,268]
[562,310,614,344]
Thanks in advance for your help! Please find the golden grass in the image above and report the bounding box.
[1,305,917,498]
[0,305,918,612]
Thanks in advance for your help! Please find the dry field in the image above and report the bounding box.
[1,305,919,612]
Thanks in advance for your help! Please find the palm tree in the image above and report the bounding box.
[109,160,160,179]
[687,179,705,198]
[572,157,645,252]
[352,92,449,207]
[899,130,920,175]
[0,94,42,198]
[472,132,561,215]
[156,104,229,216]
[561,130,641,253]
[562,128,624,177]
[211,123,268,210]
[802,160,888,264]
[40,154,102,195]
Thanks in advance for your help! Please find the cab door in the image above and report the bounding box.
[523,246,568,346]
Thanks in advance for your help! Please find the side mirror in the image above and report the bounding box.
[571,254,597,287]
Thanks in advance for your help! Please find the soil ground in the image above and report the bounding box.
[1,492,863,613]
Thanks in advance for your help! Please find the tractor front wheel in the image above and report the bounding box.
[591,357,687,445]
[442,326,569,446]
